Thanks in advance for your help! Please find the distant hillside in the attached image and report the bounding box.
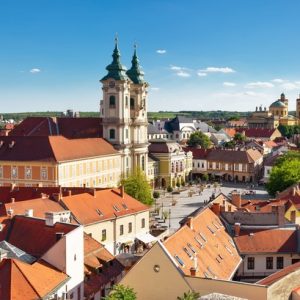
[1,110,252,122]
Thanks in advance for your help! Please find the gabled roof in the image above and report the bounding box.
[206,149,262,163]
[257,261,300,286]
[0,241,36,264]
[0,258,69,300]
[164,207,241,280]
[183,147,210,159]
[234,228,298,254]
[149,140,183,153]
[0,136,118,162]
[236,128,280,138]
[9,117,102,138]
[60,188,149,225]
[6,215,78,257]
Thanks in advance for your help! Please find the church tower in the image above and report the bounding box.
[100,39,148,177]
[126,45,149,175]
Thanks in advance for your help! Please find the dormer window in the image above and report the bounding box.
[183,247,193,258]
[96,209,103,216]
[109,95,116,108]
[174,255,185,267]
[199,232,207,242]
[113,205,120,212]
[122,203,128,210]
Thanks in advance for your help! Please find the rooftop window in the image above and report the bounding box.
[212,222,219,230]
[174,255,185,267]
[204,272,210,278]
[207,225,215,234]
[183,247,193,259]
[194,236,203,248]
[225,245,233,255]
[199,232,207,242]
[113,205,120,212]
[96,209,104,216]
[122,203,128,210]
[187,243,197,254]
[207,267,217,278]
[228,239,236,248]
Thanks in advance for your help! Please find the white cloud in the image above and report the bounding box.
[30,68,41,74]
[245,81,274,88]
[197,72,207,77]
[176,71,191,78]
[156,49,166,54]
[280,82,300,90]
[150,87,160,91]
[223,82,236,87]
[200,67,236,73]
[272,78,285,83]
[170,65,183,71]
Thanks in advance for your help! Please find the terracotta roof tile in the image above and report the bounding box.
[183,147,210,159]
[7,215,78,257]
[164,207,241,280]
[61,188,149,225]
[9,117,103,138]
[0,136,118,162]
[236,128,280,138]
[234,228,298,254]
[0,258,69,299]
[206,149,262,163]
[257,261,300,286]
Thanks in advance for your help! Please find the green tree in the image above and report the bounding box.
[177,290,200,300]
[187,131,211,149]
[233,132,246,142]
[103,284,137,300]
[266,154,300,196]
[121,169,153,205]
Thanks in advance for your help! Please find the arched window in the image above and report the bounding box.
[109,96,116,108]
[125,96,128,107]
[109,129,115,139]
[130,98,135,109]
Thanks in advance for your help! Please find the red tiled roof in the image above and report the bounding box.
[206,148,262,163]
[236,128,280,138]
[61,188,149,225]
[0,136,118,162]
[183,147,210,159]
[0,258,69,299]
[7,215,78,257]
[3,198,65,218]
[223,128,237,137]
[84,233,124,297]
[234,228,298,254]
[240,199,289,213]
[9,117,103,138]
[164,207,241,280]
[257,261,300,286]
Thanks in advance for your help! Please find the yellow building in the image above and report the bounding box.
[0,136,121,188]
[148,139,193,188]
[248,93,299,129]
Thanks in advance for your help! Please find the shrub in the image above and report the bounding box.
[153,191,160,199]
[167,186,173,193]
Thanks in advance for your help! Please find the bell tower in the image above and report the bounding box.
[126,45,149,174]
[100,37,132,176]
[100,39,149,177]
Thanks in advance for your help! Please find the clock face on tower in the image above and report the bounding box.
[109,81,115,88]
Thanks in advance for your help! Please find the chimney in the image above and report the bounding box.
[11,198,15,204]
[25,209,33,217]
[211,203,221,216]
[190,267,197,276]
[92,188,96,198]
[234,223,241,237]
[228,204,232,212]
[186,217,194,230]
[277,205,285,226]
[291,210,296,224]
[40,193,48,199]
[293,187,297,196]
[0,249,8,262]
[68,190,72,196]
[10,183,15,192]
[231,192,241,208]
[120,185,125,199]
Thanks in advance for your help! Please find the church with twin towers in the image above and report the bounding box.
[100,39,149,177]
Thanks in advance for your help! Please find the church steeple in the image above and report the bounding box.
[126,44,145,84]
[101,36,129,81]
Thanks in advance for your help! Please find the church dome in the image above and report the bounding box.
[270,100,286,108]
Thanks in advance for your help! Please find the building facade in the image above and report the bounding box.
[100,41,149,177]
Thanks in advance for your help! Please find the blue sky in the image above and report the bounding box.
[1,0,300,113]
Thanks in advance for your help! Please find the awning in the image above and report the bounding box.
[136,232,157,244]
